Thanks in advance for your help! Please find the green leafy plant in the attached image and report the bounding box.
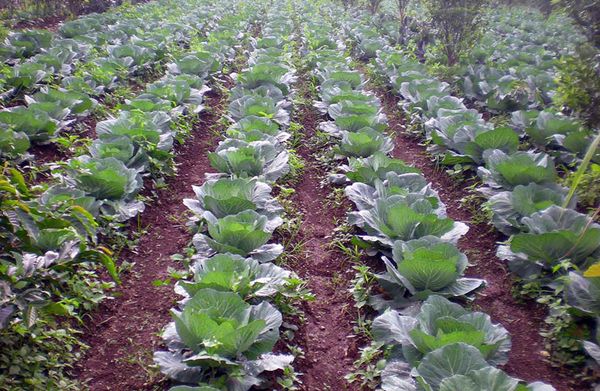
[208,140,290,182]
[478,150,557,191]
[192,210,283,262]
[348,197,468,248]
[372,295,510,367]
[183,178,283,228]
[334,152,420,185]
[373,237,484,307]
[178,253,291,299]
[154,288,293,390]
[498,206,600,280]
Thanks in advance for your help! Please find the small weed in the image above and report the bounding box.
[274,277,314,319]
[53,134,91,156]
[345,341,386,390]
[460,193,493,226]
[350,264,375,310]
[277,365,303,390]
[516,276,590,369]
[284,149,306,184]
[325,187,347,209]
[288,121,304,149]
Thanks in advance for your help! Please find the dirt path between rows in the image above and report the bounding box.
[284,74,361,391]
[72,80,230,391]
[360,72,577,390]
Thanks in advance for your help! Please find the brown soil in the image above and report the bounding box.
[72,84,228,391]
[284,74,361,391]
[366,79,578,390]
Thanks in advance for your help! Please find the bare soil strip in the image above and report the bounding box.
[364,78,577,390]
[285,75,360,391]
[73,83,230,391]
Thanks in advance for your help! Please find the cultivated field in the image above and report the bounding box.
[0,0,599,390]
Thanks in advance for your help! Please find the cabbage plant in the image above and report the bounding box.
[178,253,290,299]
[315,90,377,114]
[138,77,209,113]
[89,135,149,172]
[0,30,53,59]
[443,126,519,166]
[486,183,570,235]
[0,105,61,142]
[64,156,144,220]
[228,95,289,126]
[328,100,380,119]
[230,84,285,103]
[0,129,30,159]
[230,116,281,136]
[192,210,283,262]
[399,78,449,111]
[26,87,96,116]
[379,343,554,391]
[167,52,219,79]
[498,206,600,279]
[154,289,293,390]
[345,172,440,212]
[236,62,296,94]
[565,268,600,317]
[348,197,468,248]
[335,128,394,158]
[332,152,420,185]
[316,69,362,88]
[183,178,283,230]
[375,237,484,305]
[208,140,289,182]
[5,62,50,91]
[320,112,387,136]
[96,111,174,155]
[478,150,557,192]
[373,296,511,367]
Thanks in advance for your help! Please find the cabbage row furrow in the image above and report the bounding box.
[152,8,307,390]
[0,2,258,388]
[342,10,600,375]
[297,11,564,390]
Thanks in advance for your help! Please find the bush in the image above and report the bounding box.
[554,47,600,127]
[553,0,600,49]
[424,0,488,66]
[563,163,600,209]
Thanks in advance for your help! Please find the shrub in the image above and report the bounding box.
[424,0,488,66]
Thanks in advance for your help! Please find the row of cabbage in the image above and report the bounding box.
[0,0,209,94]
[0,0,221,161]
[302,14,554,391]
[460,9,586,113]
[343,10,600,371]
[152,9,305,391]
[0,4,260,389]
[365,2,593,146]
[0,0,253,350]
[347,11,598,170]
